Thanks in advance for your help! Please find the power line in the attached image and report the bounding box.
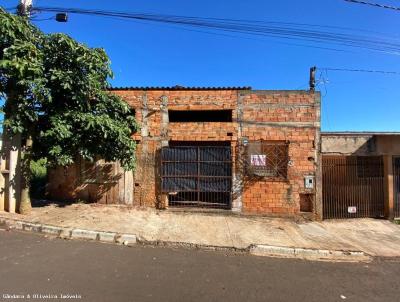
[30,6,400,55]
[318,67,400,75]
[104,16,350,53]
[31,16,55,21]
[344,0,400,11]
[4,5,400,54]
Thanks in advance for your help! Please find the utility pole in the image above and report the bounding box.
[16,1,68,22]
[309,66,317,92]
[17,0,32,17]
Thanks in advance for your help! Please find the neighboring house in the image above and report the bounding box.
[47,86,321,217]
[321,132,400,220]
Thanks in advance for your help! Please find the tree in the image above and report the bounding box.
[0,9,138,213]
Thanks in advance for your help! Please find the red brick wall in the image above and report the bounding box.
[47,89,320,217]
[113,90,239,141]
[239,91,319,215]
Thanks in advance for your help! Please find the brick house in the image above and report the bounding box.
[47,87,321,217]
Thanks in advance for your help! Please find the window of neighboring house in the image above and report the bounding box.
[245,141,289,180]
[356,156,383,178]
[80,159,118,184]
[168,110,233,122]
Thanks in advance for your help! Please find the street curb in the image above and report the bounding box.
[136,238,247,253]
[0,217,371,262]
[249,244,371,262]
[98,231,118,243]
[71,229,99,241]
[1,218,131,245]
[116,234,137,246]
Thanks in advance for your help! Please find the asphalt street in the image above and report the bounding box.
[0,227,399,302]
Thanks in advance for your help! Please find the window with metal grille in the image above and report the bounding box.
[245,141,289,179]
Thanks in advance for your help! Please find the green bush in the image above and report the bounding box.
[30,158,47,199]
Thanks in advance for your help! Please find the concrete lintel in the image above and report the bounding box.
[168,103,231,108]
[239,121,319,128]
[242,103,316,109]
[239,90,319,96]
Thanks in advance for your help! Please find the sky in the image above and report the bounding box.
[1,0,400,132]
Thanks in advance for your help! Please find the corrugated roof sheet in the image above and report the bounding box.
[109,85,252,91]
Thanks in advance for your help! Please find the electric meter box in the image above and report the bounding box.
[304,176,315,189]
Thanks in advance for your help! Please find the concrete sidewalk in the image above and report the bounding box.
[1,203,400,258]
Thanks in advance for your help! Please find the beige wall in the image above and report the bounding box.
[322,134,400,156]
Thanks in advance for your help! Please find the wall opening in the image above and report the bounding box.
[300,193,314,213]
[161,144,232,209]
[168,110,232,123]
[170,141,230,147]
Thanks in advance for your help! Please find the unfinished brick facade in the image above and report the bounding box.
[47,87,321,217]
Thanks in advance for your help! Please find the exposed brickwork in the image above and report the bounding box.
[47,89,321,217]
[239,91,319,215]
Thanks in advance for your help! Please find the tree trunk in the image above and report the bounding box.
[19,136,32,214]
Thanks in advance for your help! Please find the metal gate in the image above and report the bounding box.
[322,156,385,219]
[394,157,400,218]
[161,146,232,209]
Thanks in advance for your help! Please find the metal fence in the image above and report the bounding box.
[322,156,385,219]
[161,146,232,209]
[394,157,400,218]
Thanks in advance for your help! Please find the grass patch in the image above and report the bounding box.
[30,158,47,199]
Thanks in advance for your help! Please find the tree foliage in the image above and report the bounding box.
[0,8,138,170]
